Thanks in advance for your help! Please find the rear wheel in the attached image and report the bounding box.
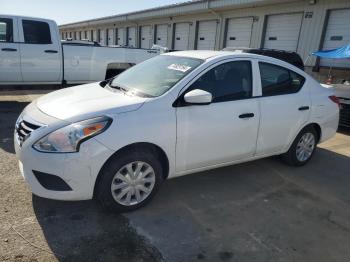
[281,126,318,166]
[96,149,163,212]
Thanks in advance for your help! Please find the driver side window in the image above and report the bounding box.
[189,60,252,103]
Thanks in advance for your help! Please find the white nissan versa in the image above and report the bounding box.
[15,51,339,212]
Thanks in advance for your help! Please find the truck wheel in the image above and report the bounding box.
[96,149,163,212]
[281,126,318,166]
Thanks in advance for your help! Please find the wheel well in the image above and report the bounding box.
[93,142,169,198]
[105,68,125,80]
[305,123,322,143]
[104,63,134,80]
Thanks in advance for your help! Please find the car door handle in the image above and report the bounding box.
[239,113,255,119]
[298,106,310,111]
[44,50,58,53]
[1,48,17,52]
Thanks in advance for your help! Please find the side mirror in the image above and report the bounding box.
[184,89,212,105]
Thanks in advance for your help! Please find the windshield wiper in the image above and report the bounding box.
[108,82,129,93]
[111,85,128,92]
[108,82,154,98]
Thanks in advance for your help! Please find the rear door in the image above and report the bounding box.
[256,61,310,155]
[18,18,61,82]
[0,16,22,82]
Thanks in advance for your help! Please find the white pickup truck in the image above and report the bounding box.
[0,15,161,85]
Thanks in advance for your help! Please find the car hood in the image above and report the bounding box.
[36,83,147,121]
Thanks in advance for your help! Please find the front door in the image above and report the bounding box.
[0,17,22,82]
[176,60,260,173]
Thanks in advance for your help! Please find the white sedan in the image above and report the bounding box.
[15,51,339,212]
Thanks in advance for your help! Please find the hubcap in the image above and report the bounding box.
[296,132,315,162]
[111,161,156,206]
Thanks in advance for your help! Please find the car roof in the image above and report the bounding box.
[163,50,305,73]
[164,50,237,60]
[164,50,268,60]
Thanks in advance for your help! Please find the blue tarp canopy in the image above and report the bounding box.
[312,44,350,59]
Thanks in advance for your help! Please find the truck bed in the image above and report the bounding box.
[62,44,161,84]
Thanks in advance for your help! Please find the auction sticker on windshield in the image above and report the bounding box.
[168,64,192,72]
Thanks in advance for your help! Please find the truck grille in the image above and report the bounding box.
[340,103,350,127]
[15,120,41,146]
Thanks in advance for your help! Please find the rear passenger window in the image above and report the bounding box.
[189,61,253,103]
[259,62,305,96]
[23,20,51,44]
[0,18,13,42]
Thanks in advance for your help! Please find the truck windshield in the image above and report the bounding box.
[110,55,203,97]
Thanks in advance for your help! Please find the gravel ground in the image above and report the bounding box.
[0,89,350,262]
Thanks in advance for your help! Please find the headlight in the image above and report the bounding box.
[33,116,112,153]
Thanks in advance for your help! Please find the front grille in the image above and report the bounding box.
[15,119,41,146]
[340,103,350,127]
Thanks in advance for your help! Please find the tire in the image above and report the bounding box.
[281,126,318,166]
[96,148,164,212]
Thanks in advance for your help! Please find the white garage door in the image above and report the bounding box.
[264,13,303,51]
[99,29,107,45]
[225,17,253,48]
[174,23,190,50]
[321,9,350,68]
[140,25,152,49]
[107,28,114,46]
[155,24,168,47]
[127,27,136,47]
[196,20,217,50]
[117,28,125,45]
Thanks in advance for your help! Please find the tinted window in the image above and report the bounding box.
[259,62,305,96]
[189,61,252,103]
[23,20,51,44]
[0,18,13,42]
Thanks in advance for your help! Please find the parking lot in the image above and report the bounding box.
[0,90,350,262]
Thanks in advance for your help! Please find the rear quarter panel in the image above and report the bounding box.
[309,81,339,142]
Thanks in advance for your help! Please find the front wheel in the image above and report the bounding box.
[96,149,163,212]
[281,126,318,166]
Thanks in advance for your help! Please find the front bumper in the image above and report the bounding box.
[16,138,113,201]
[14,104,114,201]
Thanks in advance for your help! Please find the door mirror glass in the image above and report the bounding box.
[184,89,212,105]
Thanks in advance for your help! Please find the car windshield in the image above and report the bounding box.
[109,55,203,97]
